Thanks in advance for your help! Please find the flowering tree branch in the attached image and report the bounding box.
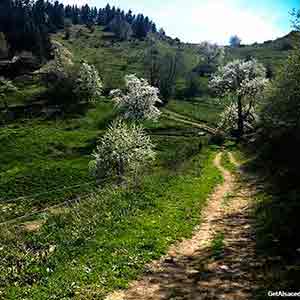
[210,59,269,137]
[89,119,156,183]
[110,74,162,121]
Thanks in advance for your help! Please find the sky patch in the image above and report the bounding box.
[61,0,299,44]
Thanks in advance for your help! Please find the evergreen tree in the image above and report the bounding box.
[64,5,73,19]
[133,14,147,39]
[51,1,65,29]
[0,0,159,60]
[125,10,134,23]
[229,35,242,47]
[71,6,81,25]
[81,4,91,25]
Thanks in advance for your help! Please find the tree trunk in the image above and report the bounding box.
[237,95,244,138]
[117,157,125,184]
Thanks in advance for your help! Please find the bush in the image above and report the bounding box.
[44,58,102,111]
[257,49,300,179]
[209,132,225,146]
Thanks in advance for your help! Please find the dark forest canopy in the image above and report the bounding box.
[0,0,158,60]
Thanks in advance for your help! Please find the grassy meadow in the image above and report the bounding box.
[0,97,223,298]
[0,21,296,299]
[165,97,226,126]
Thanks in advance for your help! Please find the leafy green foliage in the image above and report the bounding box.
[261,50,300,133]
[258,49,300,180]
[211,232,225,258]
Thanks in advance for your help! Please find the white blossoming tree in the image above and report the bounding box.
[0,77,17,108]
[89,119,156,183]
[74,62,103,102]
[210,59,268,137]
[218,102,258,133]
[198,42,225,66]
[40,44,102,103]
[39,41,74,79]
[110,74,162,121]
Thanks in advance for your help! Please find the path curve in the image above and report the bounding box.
[106,152,261,300]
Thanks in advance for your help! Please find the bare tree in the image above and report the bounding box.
[144,42,184,102]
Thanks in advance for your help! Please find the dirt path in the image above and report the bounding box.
[106,152,261,300]
[163,110,220,135]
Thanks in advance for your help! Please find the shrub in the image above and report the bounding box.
[258,49,300,176]
[42,45,102,109]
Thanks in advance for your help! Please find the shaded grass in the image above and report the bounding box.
[230,146,300,299]
[254,189,300,299]
[2,83,47,106]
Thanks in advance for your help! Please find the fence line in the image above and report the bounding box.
[1,181,96,204]
[0,178,110,226]
[0,192,95,227]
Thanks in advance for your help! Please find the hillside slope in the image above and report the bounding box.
[2,25,295,109]
[225,31,300,74]
[53,25,199,90]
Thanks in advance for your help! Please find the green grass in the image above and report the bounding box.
[211,232,225,258]
[0,147,222,299]
[0,102,118,222]
[221,151,237,173]
[226,44,292,77]
[225,32,299,78]
[0,24,234,298]
[227,46,289,72]
[2,83,47,106]
[0,96,214,224]
[54,25,199,91]
[165,97,226,126]
[0,93,222,299]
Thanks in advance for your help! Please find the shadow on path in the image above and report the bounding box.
[106,152,264,300]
